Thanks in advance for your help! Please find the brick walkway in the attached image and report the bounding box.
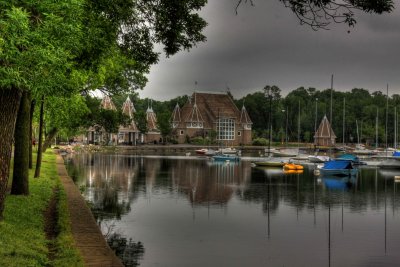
[56,155,123,267]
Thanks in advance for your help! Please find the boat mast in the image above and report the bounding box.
[395,106,397,149]
[356,119,359,145]
[330,75,333,148]
[385,84,389,157]
[376,108,379,149]
[298,100,300,153]
[343,97,345,147]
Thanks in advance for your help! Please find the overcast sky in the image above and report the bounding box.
[138,0,400,100]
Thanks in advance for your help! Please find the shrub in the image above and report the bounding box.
[252,137,268,146]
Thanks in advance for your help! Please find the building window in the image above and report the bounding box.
[180,130,184,135]
[172,122,179,128]
[238,131,241,136]
[186,122,203,128]
[216,118,235,140]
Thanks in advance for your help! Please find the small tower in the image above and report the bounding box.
[171,103,181,128]
[314,115,336,146]
[146,100,158,132]
[239,104,252,144]
[185,92,204,128]
[100,95,116,110]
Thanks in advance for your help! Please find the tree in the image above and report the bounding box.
[134,110,148,143]
[237,0,394,29]
[157,112,173,143]
[0,0,208,220]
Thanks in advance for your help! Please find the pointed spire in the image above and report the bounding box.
[315,114,336,138]
[100,95,116,110]
[146,102,158,131]
[239,104,252,124]
[171,103,181,123]
[122,96,136,118]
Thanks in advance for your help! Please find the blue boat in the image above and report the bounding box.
[212,154,240,162]
[320,160,358,177]
[336,154,366,165]
[393,151,400,157]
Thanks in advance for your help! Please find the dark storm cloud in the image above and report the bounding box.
[140,0,400,100]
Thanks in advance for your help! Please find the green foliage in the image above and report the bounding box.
[157,112,172,138]
[134,110,148,134]
[190,136,205,145]
[252,137,268,146]
[0,151,82,266]
[53,183,84,267]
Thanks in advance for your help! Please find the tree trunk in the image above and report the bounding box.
[11,91,31,195]
[34,96,45,178]
[0,88,22,220]
[43,127,58,153]
[29,99,36,169]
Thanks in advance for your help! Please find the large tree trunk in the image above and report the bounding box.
[0,88,22,220]
[11,91,31,195]
[34,96,44,178]
[43,127,58,153]
[29,99,36,169]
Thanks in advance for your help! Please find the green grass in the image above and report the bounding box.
[0,151,83,266]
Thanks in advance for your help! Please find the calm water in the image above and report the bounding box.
[66,153,400,267]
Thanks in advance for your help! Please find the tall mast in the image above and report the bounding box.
[395,106,397,149]
[342,97,345,147]
[298,100,300,152]
[385,84,389,157]
[376,108,379,149]
[330,74,333,148]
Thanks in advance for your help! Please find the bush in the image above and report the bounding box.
[191,136,205,145]
[252,137,268,146]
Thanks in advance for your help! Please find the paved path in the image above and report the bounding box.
[56,155,123,267]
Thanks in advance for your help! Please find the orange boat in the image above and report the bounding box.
[283,163,304,171]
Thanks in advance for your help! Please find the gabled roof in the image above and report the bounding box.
[314,115,336,138]
[121,96,136,118]
[239,104,252,124]
[185,100,204,123]
[100,95,116,110]
[178,91,243,129]
[120,96,138,131]
[171,103,181,123]
[146,101,158,131]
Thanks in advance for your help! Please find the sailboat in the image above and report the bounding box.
[379,85,400,168]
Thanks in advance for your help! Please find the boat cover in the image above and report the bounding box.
[323,160,353,170]
[336,154,359,162]
[393,151,400,157]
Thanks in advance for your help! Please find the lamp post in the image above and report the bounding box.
[265,87,272,157]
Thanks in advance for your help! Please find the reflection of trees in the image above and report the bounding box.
[107,233,144,267]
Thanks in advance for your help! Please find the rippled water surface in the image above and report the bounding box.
[66,153,400,267]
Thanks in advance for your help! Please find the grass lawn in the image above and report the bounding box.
[0,150,83,267]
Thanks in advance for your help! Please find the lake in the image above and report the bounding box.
[66,153,400,267]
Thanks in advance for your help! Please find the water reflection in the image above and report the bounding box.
[66,153,400,267]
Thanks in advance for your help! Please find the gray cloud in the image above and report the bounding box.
[140,0,400,100]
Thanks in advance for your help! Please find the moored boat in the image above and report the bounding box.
[308,155,330,163]
[212,154,240,162]
[283,163,304,171]
[320,160,358,177]
[195,148,208,155]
